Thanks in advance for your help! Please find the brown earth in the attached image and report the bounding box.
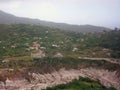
[0,68,120,90]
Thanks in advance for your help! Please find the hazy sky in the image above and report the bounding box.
[0,0,120,28]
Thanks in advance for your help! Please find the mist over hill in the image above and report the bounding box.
[0,10,110,33]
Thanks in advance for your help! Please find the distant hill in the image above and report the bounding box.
[0,10,110,32]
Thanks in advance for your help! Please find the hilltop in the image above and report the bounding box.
[0,10,110,33]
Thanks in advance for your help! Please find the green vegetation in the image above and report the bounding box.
[0,24,120,59]
[0,24,119,73]
[45,77,116,90]
[0,57,119,73]
[0,24,119,90]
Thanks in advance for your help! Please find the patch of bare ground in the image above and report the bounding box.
[0,68,120,90]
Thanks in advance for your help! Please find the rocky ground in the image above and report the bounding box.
[0,68,120,90]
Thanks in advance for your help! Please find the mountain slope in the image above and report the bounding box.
[0,10,109,32]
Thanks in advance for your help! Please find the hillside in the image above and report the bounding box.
[0,24,120,90]
[0,10,109,33]
[0,24,119,59]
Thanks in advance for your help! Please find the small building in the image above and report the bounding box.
[33,43,40,47]
[52,44,59,48]
[11,45,16,48]
[31,50,45,58]
[102,48,109,51]
[2,59,9,63]
[72,47,78,52]
[40,47,46,49]
[53,52,63,58]
[29,42,40,50]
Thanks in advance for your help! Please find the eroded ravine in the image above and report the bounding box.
[0,68,120,90]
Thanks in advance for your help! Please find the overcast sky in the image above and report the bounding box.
[0,0,120,28]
